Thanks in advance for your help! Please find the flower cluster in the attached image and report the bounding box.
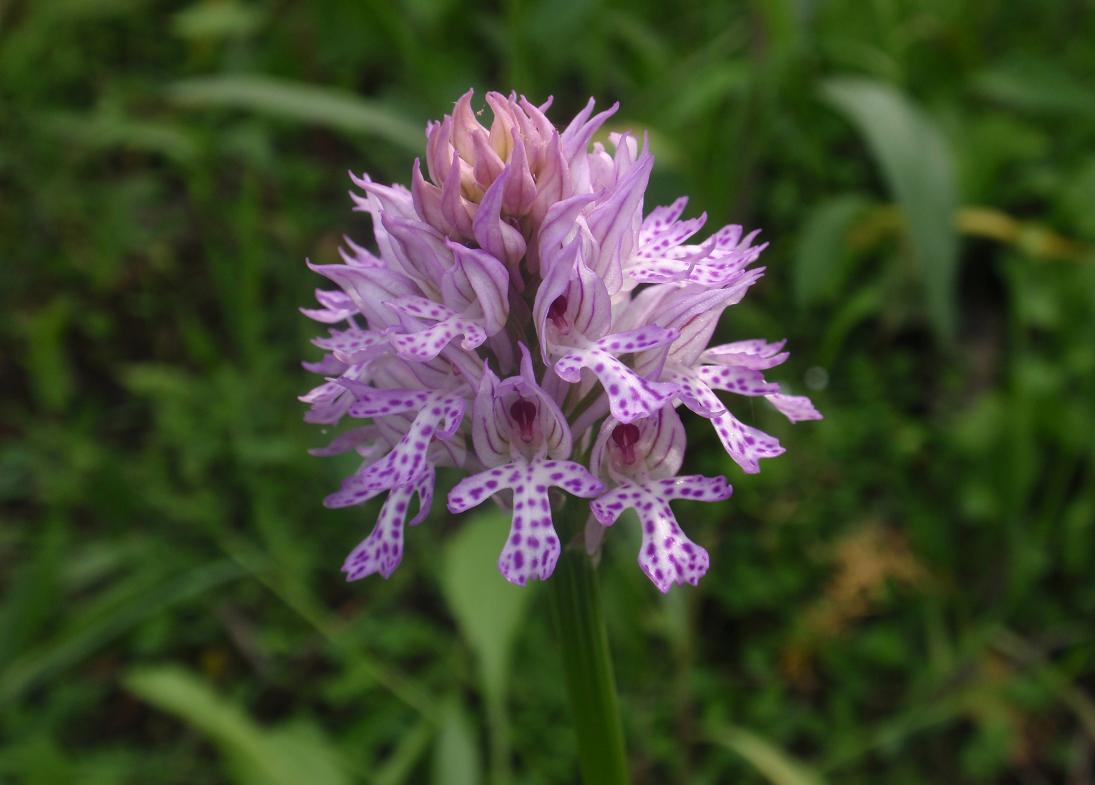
[302,91,820,592]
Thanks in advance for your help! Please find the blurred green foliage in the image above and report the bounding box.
[3,0,1095,783]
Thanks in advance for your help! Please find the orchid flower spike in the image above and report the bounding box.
[302,89,821,591]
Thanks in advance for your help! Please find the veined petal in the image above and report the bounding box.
[307,261,417,330]
[502,130,537,215]
[473,168,528,270]
[446,459,603,586]
[440,155,475,237]
[341,467,435,580]
[301,289,358,324]
[585,145,653,295]
[527,133,569,229]
[411,158,453,236]
[559,97,619,164]
[766,392,823,422]
[443,243,511,335]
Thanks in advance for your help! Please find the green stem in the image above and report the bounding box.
[546,506,630,785]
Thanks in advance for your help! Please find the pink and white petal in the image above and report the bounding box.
[346,395,466,491]
[388,296,454,322]
[308,425,382,457]
[696,365,781,397]
[649,474,733,503]
[766,392,823,422]
[341,471,435,581]
[533,458,605,499]
[591,482,711,592]
[346,388,433,419]
[592,326,679,355]
[301,289,357,323]
[497,460,601,585]
[639,197,689,243]
[312,328,391,364]
[302,353,347,376]
[308,261,418,329]
[502,131,537,215]
[390,317,487,361]
[554,347,677,424]
[446,464,517,514]
[668,369,725,418]
[634,497,710,592]
[709,409,785,474]
[498,470,562,585]
[700,339,789,370]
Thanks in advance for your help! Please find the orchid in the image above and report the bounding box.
[302,89,820,592]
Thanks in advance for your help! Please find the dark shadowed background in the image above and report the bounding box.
[3,1,1095,783]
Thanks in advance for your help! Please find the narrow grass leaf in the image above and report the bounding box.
[167,75,422,152]
[441,510,533,709]
[709,725,826,785]
[793,194,872,306]
[431,698,481,785]
[126,666,349,785]
[822,77,959,342]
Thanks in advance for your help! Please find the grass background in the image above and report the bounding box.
[3,1,1095,783]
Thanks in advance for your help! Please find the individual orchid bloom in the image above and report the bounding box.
[589,407,731,592]
[447,347,604,585]
[532,232,679,424]
[302,89,819,589]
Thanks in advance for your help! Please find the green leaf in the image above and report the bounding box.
[793,194,872,306]
[972,59,1095,118]
[125,666,349,785]
[822,77,959,342]
[709,725,827,785]
[441,510,532,785]
[431,699,481,785]
[166,75,422,152]
[171,1,264,40]
[441,511,533,709]
[0,560,244,702]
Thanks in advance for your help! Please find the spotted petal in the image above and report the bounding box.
[341,467,435,580]
[766,392,823,422]
[331,394,465,500]
[387,297,488,360]
[591,476,730,592]
[312,328,391,364]
[709,409,785,474]
[447,459,603,586]
[696,365,781,397]
[554,327,679,423]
